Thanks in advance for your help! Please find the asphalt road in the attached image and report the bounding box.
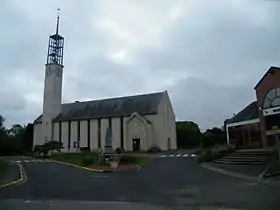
[0,154,280,210]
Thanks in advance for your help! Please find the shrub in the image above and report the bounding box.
[80,147,91,153]
[148,145,161,153]
[196,144,236,163]
[115,147,125,154]
[120,155,135,164]
[81,157,93,166]
[120,155,148,164]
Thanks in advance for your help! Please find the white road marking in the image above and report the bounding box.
[16,160,21,163]
[183,154,189,157]
[176,154,181,157]
[37,160,44,162]
[190,154,196,157]
[161,155,166,157]
[169,154,175,157]
[23,160,30,163]
[136,164,143,171]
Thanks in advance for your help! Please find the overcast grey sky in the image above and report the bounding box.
[1,0,280,130]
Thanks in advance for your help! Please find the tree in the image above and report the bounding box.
[33,141,63,157]
[0,115,34,155]
[21,123,34,152]
[176,121,202,148]
[202,127,226,147]
[0,115,8,155]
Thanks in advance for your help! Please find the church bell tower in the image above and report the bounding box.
[42,9,64,143]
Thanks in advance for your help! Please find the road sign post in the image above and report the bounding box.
[73,141,80,152]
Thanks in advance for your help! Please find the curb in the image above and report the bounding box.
[0,162,27,189]
[49,159,141,173]
[200,163,280,187]
[48,159,105,173]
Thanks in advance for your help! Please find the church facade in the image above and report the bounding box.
[33,15,177,152]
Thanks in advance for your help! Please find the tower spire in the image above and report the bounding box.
[56,8,60,36]
[46,8,64,65]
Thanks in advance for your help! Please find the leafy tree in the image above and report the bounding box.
[21,123,34,152]
[0,114,34,155]
[33,141,63,157]
[176,121,202,148]
[202,127,226,147]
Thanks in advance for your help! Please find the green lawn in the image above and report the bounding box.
[264,160,280,178]
[48,153,99,167]
[48,153,149,167]
[0,159,9,183]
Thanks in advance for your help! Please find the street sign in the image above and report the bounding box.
[73,141,80,149]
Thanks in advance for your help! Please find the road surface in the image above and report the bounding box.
[0,153,280,210]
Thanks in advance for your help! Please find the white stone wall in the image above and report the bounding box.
[123,117,129,151]
[61,122,69,152]
[80,120,88,148]
[112,118,121,149]
[70,121,78,152]
[33,123,43,147]
[53,122,59,142]
[42,64,63,142]
[90,119,98,150]
[144,114,160,149]
[145,91,177,151]
[101,119,109,149]
[127,116,148,151]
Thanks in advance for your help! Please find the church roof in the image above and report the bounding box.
[226,101,259,124]
[34,91,165,123]
[254,66,280,89]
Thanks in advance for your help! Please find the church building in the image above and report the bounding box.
[33,14,177,152]
[225,66,280,149]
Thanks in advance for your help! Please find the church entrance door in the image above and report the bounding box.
[132,138,140,151]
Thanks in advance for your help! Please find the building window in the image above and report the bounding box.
[263,87,280,109]
[77,120,80,142]
[68,121,71,149]
[59,121,62,143]
[98,119,101,148]
[108,118,112,134]
[120,117,124,149]
[87,119,90,148]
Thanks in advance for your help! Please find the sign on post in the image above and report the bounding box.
[73,141,80,149]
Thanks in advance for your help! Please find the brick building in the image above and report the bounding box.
[226,66,280,148]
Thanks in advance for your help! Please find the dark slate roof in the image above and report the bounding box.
[254,66,280,89]
[34,92,164,123]
[226,101,259,124]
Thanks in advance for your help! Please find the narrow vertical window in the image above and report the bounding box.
[98,119,101,148]
[77,121,80,142]
[87,119,90,148]
[120,117,124,149]
[68,121,71,149]
[59,121,62,143]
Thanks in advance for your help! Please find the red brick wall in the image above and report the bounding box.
[255,68,280,147]
[255,69,280,107]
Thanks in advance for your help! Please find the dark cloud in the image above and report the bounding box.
[0,0,279,130]
[169,78,256,130]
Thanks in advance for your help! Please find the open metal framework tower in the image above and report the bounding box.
[46,9,64,66]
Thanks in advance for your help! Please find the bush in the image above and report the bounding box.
[196,144,236,163]
[80,147,91,153]
[115,147,125,154]
[81,157,93,166]
[120,155,148,164]
[148,145,161,153]
[120,155,135,164]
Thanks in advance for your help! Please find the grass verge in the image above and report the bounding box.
[0,159,9,184]
[196,144,236,163]
[263,160,280,178]
[48,152,149,167]
[48,152,99,167]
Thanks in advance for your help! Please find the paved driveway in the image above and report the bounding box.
[0,155,280,210]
